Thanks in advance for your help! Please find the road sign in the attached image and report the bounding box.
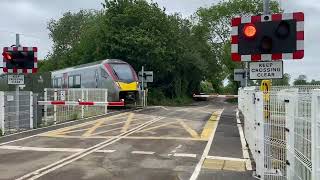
[231,12,304,62]
[60,91,66,101]
[234,69,246,81]
[2,47,38,74]
[139,71,153,83]
[249,61,283,80]
[7,74,24,85]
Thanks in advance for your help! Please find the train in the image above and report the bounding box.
[51,59,140,103]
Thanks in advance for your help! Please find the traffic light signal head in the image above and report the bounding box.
[231,12,304,62]
[2,47,38,74]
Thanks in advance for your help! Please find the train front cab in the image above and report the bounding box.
[104,62,140,104]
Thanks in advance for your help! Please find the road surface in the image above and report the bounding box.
[0,98,255,180]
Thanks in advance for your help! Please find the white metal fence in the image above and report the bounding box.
[43,88,108,125]
[0,91,33,135]
[239,86,320,180]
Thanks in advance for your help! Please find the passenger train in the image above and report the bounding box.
[51,59,140,103]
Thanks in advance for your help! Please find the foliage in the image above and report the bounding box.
[293,74,308,85]
[40,0,281,104]
[196,0,281,92]
[273,73,290,86]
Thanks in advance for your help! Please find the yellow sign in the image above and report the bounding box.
[260,80,271,102]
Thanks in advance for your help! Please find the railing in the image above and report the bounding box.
[239,86,320,180]
[43,88,108,125]
[0,91,34,135]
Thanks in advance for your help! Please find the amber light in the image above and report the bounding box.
[243,24,257,38]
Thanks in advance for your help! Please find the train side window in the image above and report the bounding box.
[74,75,81,88]
[57,78,62,88]
[68,76,74,88]
[101,68,109,79]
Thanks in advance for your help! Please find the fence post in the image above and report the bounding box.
[81,89,84,119]
[312,89,320,180]
[105,89,108,114]
[254,91,264,179]
[30,92,34,129]
[0,92,5,135]
[53,89,57,124]
[44,88,48,125]
[283,89,298,180]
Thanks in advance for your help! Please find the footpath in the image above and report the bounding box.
[197,105,256,180]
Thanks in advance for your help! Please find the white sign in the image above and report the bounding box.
[249,61,283,80]
[7,75,25,85]
[139,71,153,83]
[60,91,66,101]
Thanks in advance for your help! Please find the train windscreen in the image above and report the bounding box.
[110,64,135,82]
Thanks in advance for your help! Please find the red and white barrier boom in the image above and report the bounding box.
[38,100,125,107]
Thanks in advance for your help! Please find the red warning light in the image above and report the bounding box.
[2,52,12,60]
[243,24,257,38]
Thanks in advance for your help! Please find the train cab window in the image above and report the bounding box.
[101,68,109,79]
[110,64,134,82]
[68,76,74,88]
[74,75,81,88]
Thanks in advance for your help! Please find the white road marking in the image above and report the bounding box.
[0,145,116,153]
[0,111,129,146]
[189,109,224,180]
[236,109,252,171]
[16,117,164,180]
[173,153,197,158]
[131,151,155,155]
[206,155,246,162]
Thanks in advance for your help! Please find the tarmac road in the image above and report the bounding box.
[0,98,255,180]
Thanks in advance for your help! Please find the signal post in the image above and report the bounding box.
[2,34,38,123]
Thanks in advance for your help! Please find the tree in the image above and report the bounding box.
[293,74,308,85]
[272,73,290,86]
[42,0,213,101]
[195,0,281,92]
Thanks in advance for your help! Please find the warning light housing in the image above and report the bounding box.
[231,12,304,62]
[2,47,38,74]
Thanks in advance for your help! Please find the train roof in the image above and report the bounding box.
[52,59,127,74]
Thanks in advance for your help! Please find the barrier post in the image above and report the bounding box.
[105,90,108,114]
[254,92,264,179]
[53,89,57,124]
[81,89,84,119]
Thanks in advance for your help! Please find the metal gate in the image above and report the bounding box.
[0,91,33,135]
[239,86,320,180]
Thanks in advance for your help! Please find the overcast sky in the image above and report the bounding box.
[0,0,319,81]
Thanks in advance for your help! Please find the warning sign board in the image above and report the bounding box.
[7,74,25,85]
[249,61,283,80]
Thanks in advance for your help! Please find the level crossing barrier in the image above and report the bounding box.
[238,86,320,180]
[43,88,109,125]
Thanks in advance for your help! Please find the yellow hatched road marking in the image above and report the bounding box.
[121,113,134,133]
[82,120,106,137]
[202,159,246,172]
[178,119,200,139]
[42,113,128,137]
[137,121,177,133]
